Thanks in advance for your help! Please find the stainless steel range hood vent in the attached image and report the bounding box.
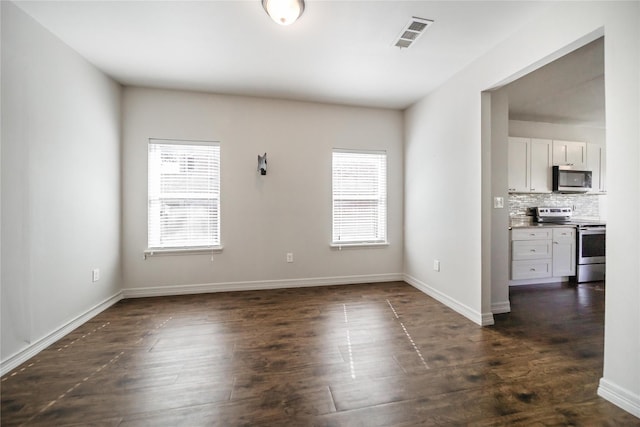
[394,17,433,49]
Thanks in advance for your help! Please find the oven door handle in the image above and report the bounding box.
[578,226,606,232]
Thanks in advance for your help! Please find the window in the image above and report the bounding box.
[332,150,387,245]
[148,139,220,250]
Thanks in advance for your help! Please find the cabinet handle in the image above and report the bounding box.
[553,242,559,244]
[530,268,536,271]
[530,249,536,252]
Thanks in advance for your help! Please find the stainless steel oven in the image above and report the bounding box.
[576,225,606,282]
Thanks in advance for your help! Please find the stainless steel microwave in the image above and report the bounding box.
[552,166,592,192]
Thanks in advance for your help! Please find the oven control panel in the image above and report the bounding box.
[536,206,573,222]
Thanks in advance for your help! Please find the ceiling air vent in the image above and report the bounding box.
[394,17,433,49]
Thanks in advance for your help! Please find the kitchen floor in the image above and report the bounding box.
[2,281,637,426]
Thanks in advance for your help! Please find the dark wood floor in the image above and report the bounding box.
[2,281,638,426]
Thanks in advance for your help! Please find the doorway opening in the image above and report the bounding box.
[482,34,606,320]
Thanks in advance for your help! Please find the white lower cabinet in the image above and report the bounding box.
[510,227,575,281]
[512,240,552,261]
[552,228,576,277]
[512,259,552,280]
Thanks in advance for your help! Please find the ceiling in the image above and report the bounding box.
[506,37,605,128]
[13,1,556,110]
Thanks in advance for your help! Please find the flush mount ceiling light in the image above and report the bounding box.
[262,0,305,26]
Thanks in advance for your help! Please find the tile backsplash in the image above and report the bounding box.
[509,193,604,219]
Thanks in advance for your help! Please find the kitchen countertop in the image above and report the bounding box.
[509,217,606,229]
[510,220,572,229]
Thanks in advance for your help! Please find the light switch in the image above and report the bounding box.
[493,197,504,209]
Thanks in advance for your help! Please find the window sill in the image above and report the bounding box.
[144,246,224,259]
[330,242,389,250]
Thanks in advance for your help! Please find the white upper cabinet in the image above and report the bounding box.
[508,137,552,193]
[508,137,529,192]
[552,140,587,169]
[587,143,606,193]
[529,139,553,193]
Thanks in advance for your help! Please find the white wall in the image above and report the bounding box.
[405,1,639,416]
[488,90,510,314]
[509,120,606,146]
[599,1,640,416]
[404,76,486,324]
[1,2,122,368]
[121,88,403,294]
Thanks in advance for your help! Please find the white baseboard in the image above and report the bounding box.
[480,312,495,326]
[509,277,569,286]
[491,300,511,314]
[598,378,640,418]
[403,274,493,326]
[0,292,123,377]
[122,273,404,298]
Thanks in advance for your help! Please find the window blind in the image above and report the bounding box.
[332,150,387,244]
[148,139,220,249]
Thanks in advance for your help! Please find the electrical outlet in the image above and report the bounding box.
[286,253,294,263]
[92,268,100,282]
[494,197,504,209]
[433,260,440,272]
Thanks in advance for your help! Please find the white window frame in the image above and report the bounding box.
[145,138,222,257]
[331,149,388,248]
